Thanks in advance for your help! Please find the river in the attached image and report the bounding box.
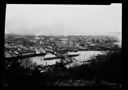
[29,51,108,66]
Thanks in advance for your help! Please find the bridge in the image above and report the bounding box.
[5,51,79,61]
[5,52,46,60]
[43,54,79,60]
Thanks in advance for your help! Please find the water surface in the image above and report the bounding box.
[30,51,108,66]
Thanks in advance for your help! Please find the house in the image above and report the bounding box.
[35,49,40,54]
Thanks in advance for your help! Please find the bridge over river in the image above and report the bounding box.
[5,51,80,61]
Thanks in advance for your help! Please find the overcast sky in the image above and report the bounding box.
[5,4,122,36]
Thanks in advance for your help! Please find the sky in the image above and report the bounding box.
[5,4,122,36]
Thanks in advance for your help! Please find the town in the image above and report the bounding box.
[5,34,120,58]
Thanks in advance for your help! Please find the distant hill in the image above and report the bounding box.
[5,32,121,42]
[5,33,35,39]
